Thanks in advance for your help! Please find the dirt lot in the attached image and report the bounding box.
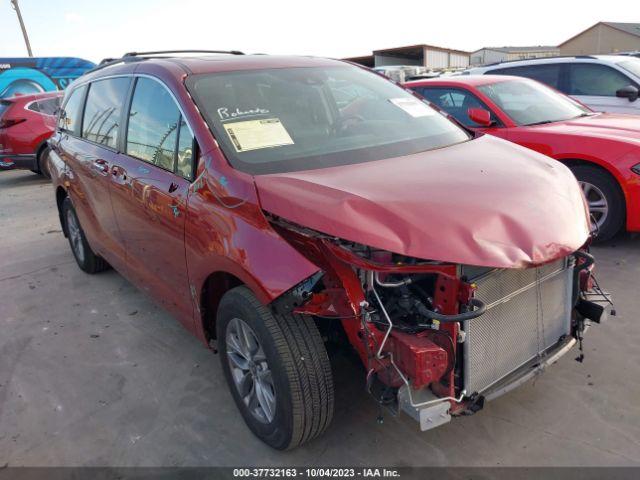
[1,169,639,467]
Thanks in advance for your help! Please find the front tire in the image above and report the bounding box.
[217,286,334,450]
[570,165,625,242]
[62,197,110,274]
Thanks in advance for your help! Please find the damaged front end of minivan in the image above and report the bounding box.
[266,214,612,431]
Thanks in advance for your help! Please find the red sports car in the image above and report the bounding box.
[406,75,640,240]
[0,91,62,177]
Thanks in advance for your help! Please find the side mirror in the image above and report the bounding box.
[616,85,639,102]
[467,107,494,127]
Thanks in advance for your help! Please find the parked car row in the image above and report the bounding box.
[46,51,612,450]
[466,55,640,115]
[406,75,640,241]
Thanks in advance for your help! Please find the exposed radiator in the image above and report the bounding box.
[462,258,574,394]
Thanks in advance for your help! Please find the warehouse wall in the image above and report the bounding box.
[470,49,507,66]
[425,49,449,69]
[505,49,559,60]
[560,24,640,55]
[449,53,470,68]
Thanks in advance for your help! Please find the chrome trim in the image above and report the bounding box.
[63,73,195,140]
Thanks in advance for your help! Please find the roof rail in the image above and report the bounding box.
[481,54,597,67]
[84,50,246,76]
[123,50,245,57]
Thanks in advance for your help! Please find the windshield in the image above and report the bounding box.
[618,59,640,79]
[478,79,590,126]
[186,66,470,174]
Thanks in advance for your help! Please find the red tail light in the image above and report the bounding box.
[0,118,26,129]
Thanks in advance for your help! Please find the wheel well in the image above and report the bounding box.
[560,158,627,224]
[560,158,626,200]
[561,158,617,179]
[200,272,243,340]
[56,186,68,236]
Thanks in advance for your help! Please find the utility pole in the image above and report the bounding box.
[10,0,33,57]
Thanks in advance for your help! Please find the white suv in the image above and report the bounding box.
[466,55,640,115]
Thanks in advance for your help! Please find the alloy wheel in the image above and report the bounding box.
[579,181,609,232]
[66,209,85,264]
[226,317,276,424]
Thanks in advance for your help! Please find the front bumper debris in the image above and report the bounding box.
[399,295,612,431]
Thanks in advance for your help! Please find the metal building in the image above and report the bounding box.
[470,46,560,66]
[370,44,470,70]
[559,22,640,55]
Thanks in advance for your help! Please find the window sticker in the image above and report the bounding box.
[223,118,294,152]
[389,97,435,118]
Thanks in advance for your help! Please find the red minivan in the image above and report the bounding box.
[49,51,609,449]
[0,91,62,176]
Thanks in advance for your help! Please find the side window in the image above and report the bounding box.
[32,97,61,116]
[176,118,194,179]
[126,78,181,172]
[491,64,562,89]
[40,97,62,116]
[567,64,634,96]
[413,87,497,128]
[58,85,87,135]
[82,77,130,149]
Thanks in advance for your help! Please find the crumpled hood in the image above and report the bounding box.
[255,135,590,268]
[534,113,640,145]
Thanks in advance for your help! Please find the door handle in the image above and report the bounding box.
[111,165,128,181]
[92,159,109,175]
[168,182,178,193]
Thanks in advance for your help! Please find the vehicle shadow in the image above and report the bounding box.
[0,170,49,188]
[593,232,639,251]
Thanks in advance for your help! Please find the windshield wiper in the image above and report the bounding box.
[525,119,555,126]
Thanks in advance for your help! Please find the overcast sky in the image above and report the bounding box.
[0,0,636,63]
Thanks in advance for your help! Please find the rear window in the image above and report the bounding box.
[186,65,470,175]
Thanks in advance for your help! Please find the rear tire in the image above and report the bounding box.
[569,165,625,242]
[217,286,334,450]
[61,197,110,274]
[38,146,52,179]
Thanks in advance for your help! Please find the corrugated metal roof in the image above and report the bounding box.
[373,44,471,56]
[602,22,640,38]
[559,21,640,47]
[474,46,559,54]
